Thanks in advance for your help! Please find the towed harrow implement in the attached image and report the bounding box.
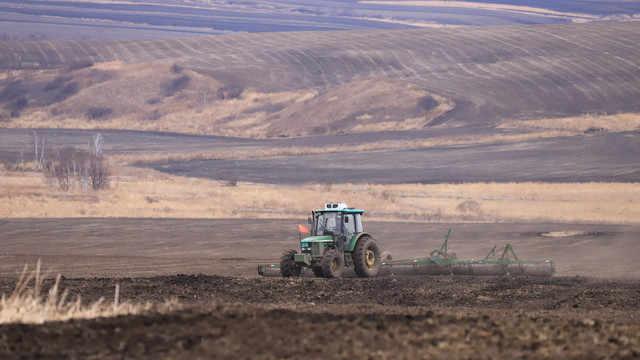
[380,229,555,277]
[258,229,555,277]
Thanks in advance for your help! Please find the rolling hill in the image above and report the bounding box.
[1,21,640,137]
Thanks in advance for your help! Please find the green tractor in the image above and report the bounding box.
[279,203,382,278]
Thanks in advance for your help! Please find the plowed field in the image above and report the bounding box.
[1,219,639,359]
[1,275,639,359]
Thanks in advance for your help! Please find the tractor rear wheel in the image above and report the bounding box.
[353,236,381,277]
[321,249,344,278]
[280,249,301,277]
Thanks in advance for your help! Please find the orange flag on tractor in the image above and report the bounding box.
[298,224,309,233]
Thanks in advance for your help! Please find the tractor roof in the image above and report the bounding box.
[314,203,364,214]
[314,208,364,214]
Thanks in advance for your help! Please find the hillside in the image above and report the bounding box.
[3,0,638,41]
[1,21,640,137]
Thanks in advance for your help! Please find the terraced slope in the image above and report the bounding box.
[2,21,639,127]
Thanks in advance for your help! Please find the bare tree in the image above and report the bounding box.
[88,153,110,190]
[202,89,208,108]
[51,146,77,191]
[78,153,90,192]
[216,168,238,187]
[43,133,110,191]
[88,133,109,190]
[33,131,45,172]
[90,132,104,156]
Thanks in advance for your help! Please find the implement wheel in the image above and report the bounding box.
[321,249,345,278]
[280,249,301,277]
[312,267,324,277]
[353,236,381,277]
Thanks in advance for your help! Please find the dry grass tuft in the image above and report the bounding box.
[0,260,161,324]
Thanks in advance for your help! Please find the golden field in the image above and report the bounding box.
[1,163,638,224]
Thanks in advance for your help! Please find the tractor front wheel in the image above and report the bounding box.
[321,249,345,278]
[312,267,324,277]
[353,236,381,277]
[280,249,301,277]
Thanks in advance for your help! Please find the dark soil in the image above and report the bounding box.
[1,212,639,359]
[2,127,638,185]
[1,275,639,359]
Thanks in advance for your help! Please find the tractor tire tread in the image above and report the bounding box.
[353,236,381,278]
[321,249,344,278]
[280,249,301,277]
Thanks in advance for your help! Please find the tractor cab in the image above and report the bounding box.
[308,203,364,248]
[313,203,363,234]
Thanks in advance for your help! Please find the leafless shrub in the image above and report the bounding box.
[381,190,395,202]
[215,168,238,187]
[6,96,28,111]
[64,59,93,72]
[170,63,183,74]
[43,76,71,91]
[86,106,113,120]
[145,109,163,121]
[0,80,26,102]
[55,82,79,101]
[418,96,439,111]
[2,152,24,171]
[457,200,481,213]
[87,134,109,190]
[584,127,606,134]
[43,133,109,191]
[161,75,190,97]
[321,179,334,192]
[49,146,81,191]
[216,85,243,100]
[88,153,110,190]
[21,68,36,85]
[145,196,159,204]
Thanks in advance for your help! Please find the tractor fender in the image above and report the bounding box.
[346,232,372,252]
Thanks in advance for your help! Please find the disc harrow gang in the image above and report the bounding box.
[258,229,555,278]
[382,229,556,276]
[379,230,555,277]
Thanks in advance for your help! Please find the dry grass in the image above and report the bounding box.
[3,61,317,138]
[0,260,164,324]
[3,65,451,138]
[1,165,638,224]
[108,112,640,166]
[359,1,599,22]
[113,129,576,165]
[500,113,640,133]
